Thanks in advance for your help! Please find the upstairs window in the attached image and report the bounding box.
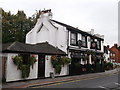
[90,37,94,42]
[97,40,101,50]
[81,35,87,47]
[91,42,97,49]
[70,32,77,45]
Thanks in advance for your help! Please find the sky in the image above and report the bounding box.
[0,0,119,47]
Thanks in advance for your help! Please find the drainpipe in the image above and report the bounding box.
[67,30,70,57]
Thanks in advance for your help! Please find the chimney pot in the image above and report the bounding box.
[107,45,109,48]
[114,44,118,47]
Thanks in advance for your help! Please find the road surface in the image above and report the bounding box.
[31,72,120,89]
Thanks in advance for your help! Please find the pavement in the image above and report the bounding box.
[2,69,118,88]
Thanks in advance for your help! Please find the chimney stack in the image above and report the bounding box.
[114,44,118,48]
[40,9,52,19]
[91,29,94,35]
[107,45,109,49]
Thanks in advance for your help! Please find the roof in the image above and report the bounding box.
[52,20,104,41]
[109,49,115,54]
[2,42,66,55]
[110,45,120,52]
[116,46,120,51]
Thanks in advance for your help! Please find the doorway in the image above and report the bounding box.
[38,55,45,78]
[2,56,7,81]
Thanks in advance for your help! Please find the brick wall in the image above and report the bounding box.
[110,46,120,63]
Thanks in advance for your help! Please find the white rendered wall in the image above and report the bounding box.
[26,16,58,47]
[36,25,49,43]
[87,36,91,49]
[53,23,68,53]
[104,51,111,62]
[45,55,68,77]
[101,41,104,52]
[6,53,38,82]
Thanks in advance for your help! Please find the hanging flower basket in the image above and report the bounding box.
[51,55,71,74]
[91,55,96,62]
[12,55,37,78]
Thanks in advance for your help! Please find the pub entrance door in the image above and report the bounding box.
[38,55,45,78]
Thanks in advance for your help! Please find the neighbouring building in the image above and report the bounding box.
[104,45,115,63]
[26,9,105,75]
[110,44,120,63]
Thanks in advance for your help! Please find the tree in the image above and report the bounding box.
[2,9,39,43]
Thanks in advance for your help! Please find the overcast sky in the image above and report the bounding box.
[1,0,119,47]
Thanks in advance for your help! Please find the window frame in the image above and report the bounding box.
[70,32,77,46]
[81,35,87,48]
[96,39,101,50]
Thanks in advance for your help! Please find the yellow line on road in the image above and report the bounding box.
[31,72,117,88]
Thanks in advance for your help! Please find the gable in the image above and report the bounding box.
[37,23,44,33]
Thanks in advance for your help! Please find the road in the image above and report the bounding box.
[31,72,120,89]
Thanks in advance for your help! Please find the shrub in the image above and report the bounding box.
[104,62,113,70]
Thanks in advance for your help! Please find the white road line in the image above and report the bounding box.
[114,82,120,85]
[99,86,110,90]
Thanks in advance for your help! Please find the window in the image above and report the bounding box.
[91,42,97,49]
[20,54,30,64]
[70,32,77,45]
[96,40,101,50]
[81,35,87,47]
[90,37,94,42]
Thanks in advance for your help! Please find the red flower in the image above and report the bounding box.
[32,55,36,57]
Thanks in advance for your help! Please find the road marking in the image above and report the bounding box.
[28,78,73,87]
[99,86,110,90]
[31,76,107,88]
[30,72,117,88]
[115,83,120,85]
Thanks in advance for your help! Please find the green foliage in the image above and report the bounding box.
[104,62,113,70]
[2,9,39,43]
[60,57,71,65]
[29,55,37,68]
[83,56,89,61]
[21,65,30,78]
[91,55,96,62]
[12,55,37,78]
[51,56,71,74]
[12,55,23,69]
[54,64,62,74]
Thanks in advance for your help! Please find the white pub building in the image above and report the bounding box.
[2,9,105,82]
[26,9,104,75]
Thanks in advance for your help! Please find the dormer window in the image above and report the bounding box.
[81,35,87,48]
[70,32,77,45]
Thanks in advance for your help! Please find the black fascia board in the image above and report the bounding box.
[2,50,67,56]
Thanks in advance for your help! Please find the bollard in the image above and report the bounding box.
[50,72,55,78]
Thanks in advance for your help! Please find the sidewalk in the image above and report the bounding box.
[2,69,118,88]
